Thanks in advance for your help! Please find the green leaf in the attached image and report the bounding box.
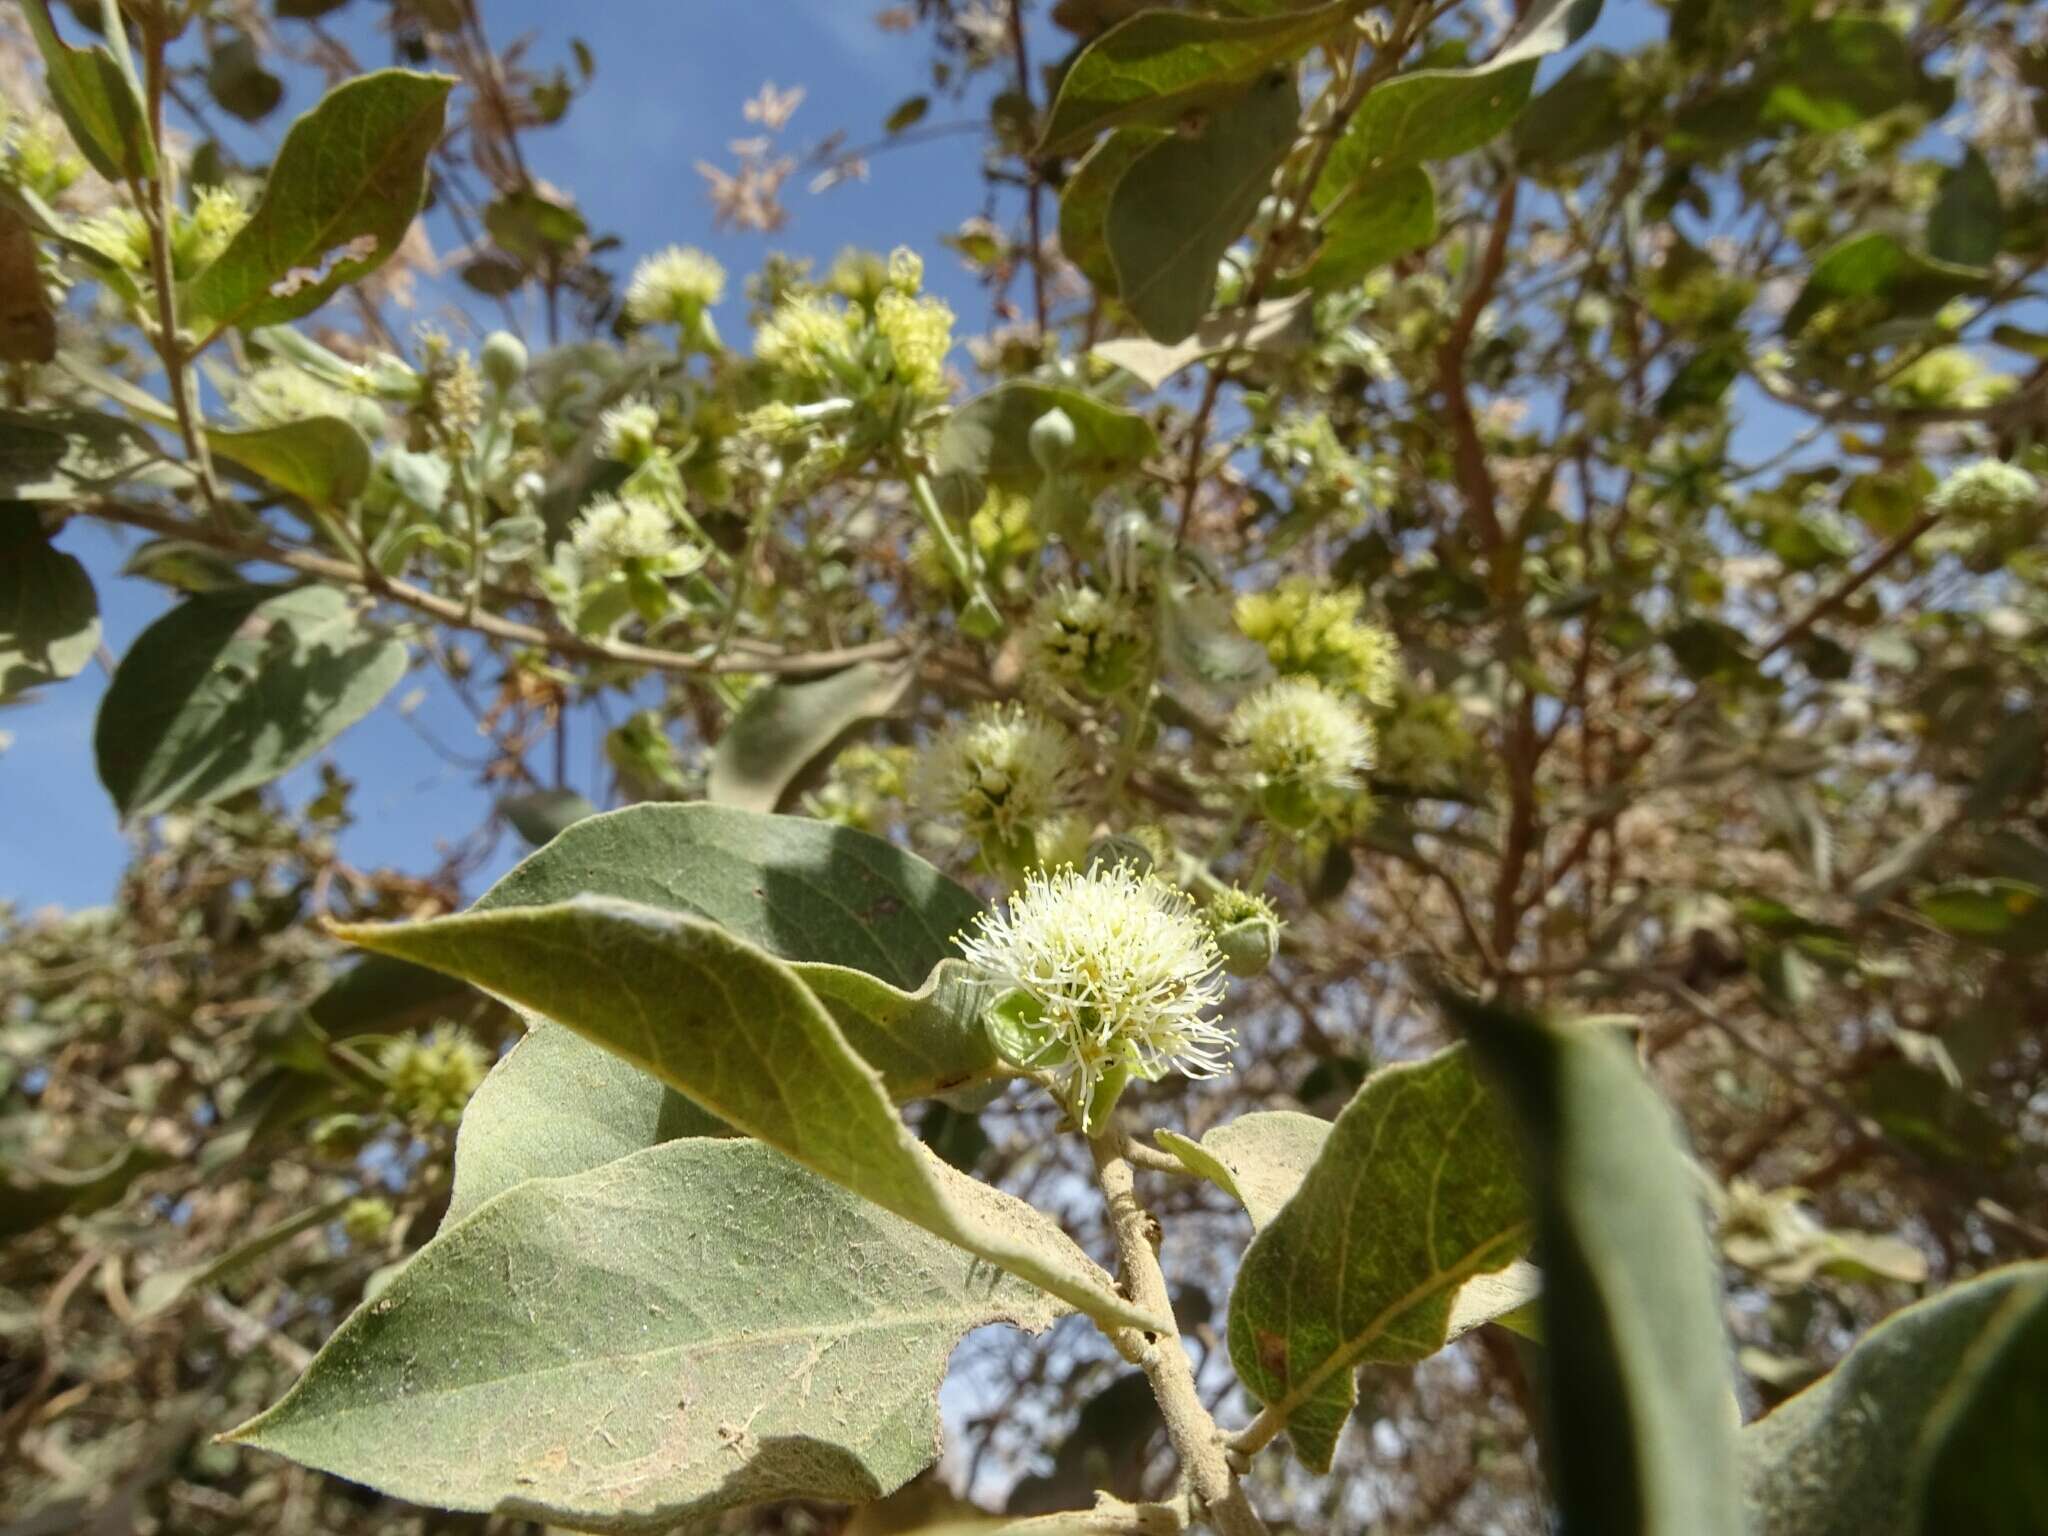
[442,804,983,1218]
[445,1019,725,1224]
[0,509,100,699]
[496,787,598,847]
[1928,149,2005,270]
[1156,1109,1330,1231]
[1786,231,1992,339]
[1107,69,1299,344]
[935,381,1158,496]
[133,1194,351,1318]
[1302,166,1434,292]
[1760,17,1947,135]
[19,0,153,183]
[1744,1263,2048,1536]
[206,31,285,122]
[1514,47,1629,169]
[1226,1044,1530,1471]
[1094,293,1315,389]
[232,1139,1065,1532]
[1057,127,1165,297]
[1912,879,2048,953]
[337,895,1168,1333]
[182,70,453,342]
[707,658,915,814]
[1038,0,1350,154]
[94,584,407,817]
[206,416,372,508]
[1451,996,1741,1536]
[791,960,1007,1103]
[0,406,170,500]
[307,952,473,1038]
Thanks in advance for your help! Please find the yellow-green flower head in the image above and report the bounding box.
[1227,676,1376,829]
[571,493,675,572]
[1235,579,1398,706]
[625,244,726,325]
[381,1025,490,1128]
[1930,459,2039,523]
[183,185,249,270]
[598,396,662,465]
[340,1196,396,1245]
[1024,584,1149,699]
[959,862,1233,1128]
[1,107,85,203]
[754,293,861,388]
[912,702,1083,859]
[874,287,955,404]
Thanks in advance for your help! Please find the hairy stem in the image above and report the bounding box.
[1087,1131,1270,1536]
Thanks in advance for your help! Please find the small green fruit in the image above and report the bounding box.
[480,330,528,392]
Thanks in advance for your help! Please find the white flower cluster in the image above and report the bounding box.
[1226,676,1376,829]
[1023,584,1149,700]
[912,702,1081,864]
[960,862,1233,1127]
[1929,459,2040,523]
[624,245,725,326]
[570,494,674,571]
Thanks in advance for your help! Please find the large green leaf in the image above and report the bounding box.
[1786,231,1992,339]
[1745,1263,2048,1536]
[206,416,372,509]
[93,584,407,817]
[1759,17,1948,134]
[0,509,99,700]
[1301,166,1434,292]
[1038,0,1350,154]
[336,896,1165,1333]
[0,407,169,500]
[1057,127,1165,297]
[935,381,1158,497]
[1107,69,1300,343]
[182,70,452,342]
[1513,48,1629,169]
[443,805,990,1213]
[1452,996,1741,1536]
[1226,1044,1530,1472]
[232,1139,1064,1532]
[1927,150,2003,270]
[1157,1109,1331,1231]
[1092,294,1314,390]
[445,1020,726,1223]
[19,0,153,183]
[707,658,914,814]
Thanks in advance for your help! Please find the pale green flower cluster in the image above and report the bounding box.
[912,702,1081,866]
[960,862,1232,1128]
[1023,584,1149,699]
[1226,676,1376,830]
[74,185,248,281]
[381,1025,490,1129]
[1929,459,2039,522]
[624,244,726,325]
[1235,579,1398,705]
[754,246,954,407]
[571,494,677,572]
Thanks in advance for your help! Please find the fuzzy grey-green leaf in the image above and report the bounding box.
[233,1139,1063,1532]
[707,658,915,814]
[336,895,1167,1334]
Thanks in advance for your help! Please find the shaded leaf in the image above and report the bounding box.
[307,952,473,1038]
[936,381,1157,499]
[708,658,915,814]
[233,1139,1063,1532]
[183,70,453,341]
[0,1144,173,1239]
[1038,1,1348,154]
[336,896,1166,1332]
[0,509,99,699]
[1057,127,1165,296]
[0,407,169,499]
[94,584,407,817]
[1928,150,2004,269]
[1913,879,2048,954]
[20,0,153,183]
[1514,47,1628,168]
[497,787,599,847]
[1760,17,1948,134]
[1226,1044,1529,1471]
[134,1195,351,1318]
[1302,166,1434,292]
[1451,995,1741,1536]
[1744,1263,2048,1536]
[1786,231,1992,339]
[442,804,986,1218]
[207,416,372,508]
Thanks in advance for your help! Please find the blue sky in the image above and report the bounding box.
[4,1,1674,910]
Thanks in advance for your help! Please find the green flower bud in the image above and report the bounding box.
[341,1196,396,1245]
[480,330,528,393]
[1204,887,1283,978]
[1087,834,1156,875]
[1028,407,1078,475]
